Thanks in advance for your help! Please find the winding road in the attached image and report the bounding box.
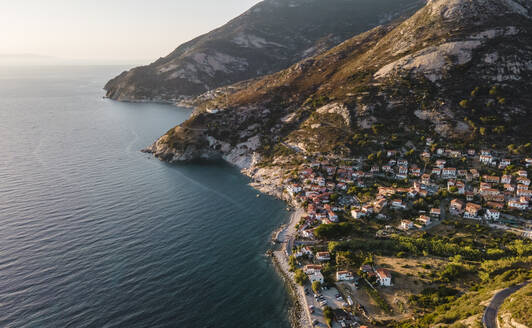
[482,281,529,328]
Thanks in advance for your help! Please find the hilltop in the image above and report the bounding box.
[104,0,423,103]
[146,0,532,167]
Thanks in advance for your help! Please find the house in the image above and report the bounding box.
[391,199,406,209]
[410,166,421,176]
[447,179,456,190]
[456,181,466,194]
[304,264,322,275]
[206,108,220,114]
[480,154,493,164]
[487,202,504,210]
[432,168,441,176]
[435,160,447,168]
[362,205,374,214]
[458,170,467,177]
[309,272,325,284]
[464,203,482,219]
[499,159,511,168]
[376,268,392,286]
[517,170,528,178]
[450,199,465,215]
[480,182,491,191]
[301,246,313,256]
[328,211,339,223]
[442,168,457,179]
[517,184,528,190]
[316,252,331,261]
[466,192,475,201]
[371,166,380,173]
[400,220,413,230]
[517,189,532,197]
[501,175,512,184]
[301,229,315,239]
[517,177,530,186]
[422,174,432,185]
[468,149,476,156]
[287,184,302,196]
[485,208,500,220]
[508,199,528,210]
[470,169,480,178]
[374,198,388,213]
[525,158,532,167]
[397,159,408,166]
[382,165,393,173]
[351,208,365,219]
[430,208,441,218]
[450,150,462,158]
[418,215,431,225]
[397,165,408,175]
[481,188,500,197]
[483,175,500,184]
[336,270,354,281]
[387,150,397,157]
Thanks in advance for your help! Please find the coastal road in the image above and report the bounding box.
[482,281,529,328]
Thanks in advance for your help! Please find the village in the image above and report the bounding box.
[277,143,532,327]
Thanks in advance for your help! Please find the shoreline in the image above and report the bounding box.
[270,207,312,328]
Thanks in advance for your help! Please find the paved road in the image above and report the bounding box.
[482,281,529,328]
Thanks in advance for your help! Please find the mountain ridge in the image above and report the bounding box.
[103,0,424,103]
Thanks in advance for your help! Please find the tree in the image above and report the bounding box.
[294,269,309,285]
[459,100,469,108]
[323,306,334,327]
[312,281,322,293]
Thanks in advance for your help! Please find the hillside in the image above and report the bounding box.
[104,0,423,102]
[146,0,532,167]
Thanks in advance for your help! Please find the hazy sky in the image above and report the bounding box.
[0,0,261,63]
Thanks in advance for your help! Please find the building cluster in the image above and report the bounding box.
[297,247,392,287]
[284,147,530,234]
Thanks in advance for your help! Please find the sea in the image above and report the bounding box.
[0,65,292,328]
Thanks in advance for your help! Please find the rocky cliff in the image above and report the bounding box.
[104,0,424,103]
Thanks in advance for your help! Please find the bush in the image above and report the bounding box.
[294,269,308,285]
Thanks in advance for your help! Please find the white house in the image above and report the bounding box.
[316,252,331,262]
[418,215,431,226]
[501,175,512,184]
[400,220,413,230]
[376,268,392,286]
[336,270,354,281]
[309,272,324,284]
[480,154,493,164]
[464,203,482,219]
[391,199,406,209]
[485,208,500,220]
[442,168,457,179]
[430,208,441,218]
[351,208,365,219]
[206,108,220,114]
[303,264,322,275]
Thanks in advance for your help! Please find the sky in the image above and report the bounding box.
[0,0,262,64]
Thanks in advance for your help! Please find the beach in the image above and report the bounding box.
[271,207,313,328]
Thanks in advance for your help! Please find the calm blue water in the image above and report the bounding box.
[0,66,291,328]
